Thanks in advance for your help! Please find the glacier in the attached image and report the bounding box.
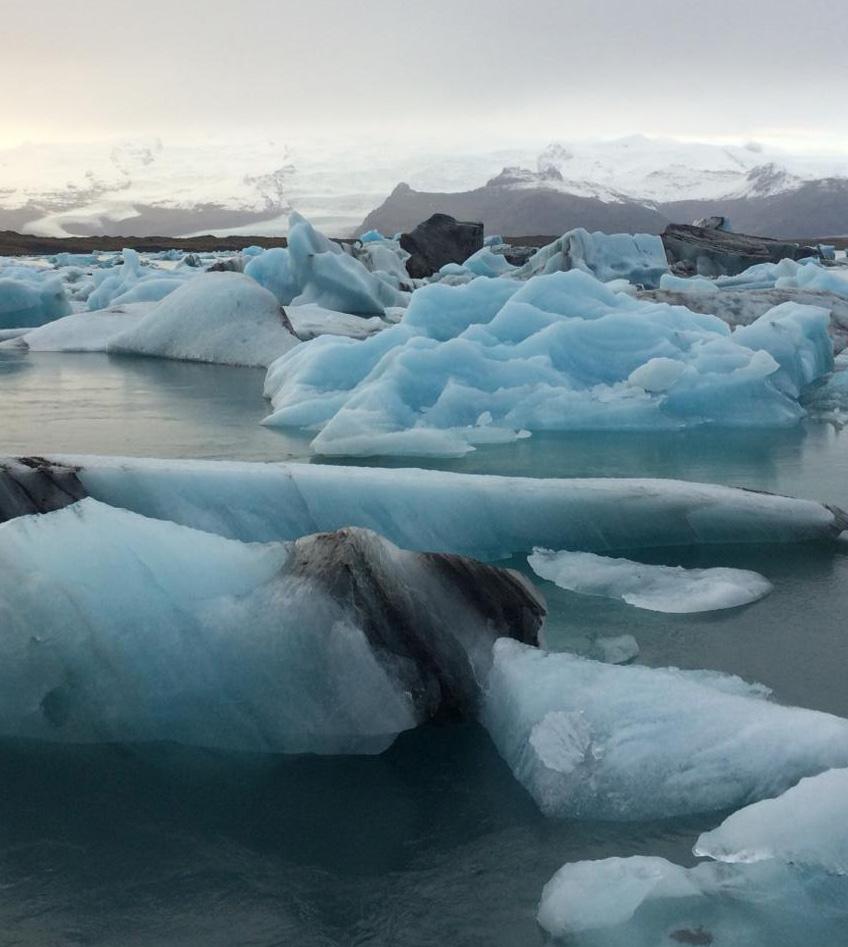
[482,639,848,820]
[262,267,833,457]
[0,499,542,752]
[527,548,773,613]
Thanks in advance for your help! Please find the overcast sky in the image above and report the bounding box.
[2,0,847,151]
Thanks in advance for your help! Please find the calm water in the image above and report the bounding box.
[1,351,847,945]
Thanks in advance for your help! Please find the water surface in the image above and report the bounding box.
[2,350,847,945]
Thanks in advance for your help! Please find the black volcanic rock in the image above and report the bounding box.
[661,223,818,277]
[400,213,484,278]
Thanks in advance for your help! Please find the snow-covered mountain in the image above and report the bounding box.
[2,134,848,239]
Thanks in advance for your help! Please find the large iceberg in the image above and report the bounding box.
[109,272,298,367]
[0,499,541,752]
[482,639,848,820]
[262,268,833,457]
[24,457,844,556]
[528,548,773,613]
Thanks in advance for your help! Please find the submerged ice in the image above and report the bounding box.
[528,548,773,612]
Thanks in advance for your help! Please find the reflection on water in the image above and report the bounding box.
[0,724,709,947]
[3,351,848,508]
[331,425,848,508]
[0,350,312,461]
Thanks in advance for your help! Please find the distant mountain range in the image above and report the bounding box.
[2,135,848,239]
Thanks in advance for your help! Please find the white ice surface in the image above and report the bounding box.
[528,548,773,612]
[0,499,416,753]
[483,639,848,819]
[262,268,833,457]
[109,272,298,367]
[695,767,848,873]
[42,457,843,558]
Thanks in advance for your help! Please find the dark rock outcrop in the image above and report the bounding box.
[0,457,86,523]
[287,526,545,720]
[400,213,484,278]
[661,223,819,278]
[362,182,669,243]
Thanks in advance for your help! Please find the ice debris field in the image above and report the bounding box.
[2,213,847,444]
[3,212,848,943]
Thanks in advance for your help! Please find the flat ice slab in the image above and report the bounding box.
[528,548,773,612]
[35,456,846,558]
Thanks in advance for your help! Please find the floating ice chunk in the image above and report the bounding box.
[263,268,833,457]
[0,500,541,752]
[537,856,701,936]
[85,248,186,311]
[462,247,517,278]
[527,549,773,613]
[9,302,154,352]
[538,854,847,944]
[515,228,669,287]
[590,634,639,664]
[0,275,71,328]
[659,273,721,294]
[40,457,844,556]
[540,770,848,941]
[358,229,385,243]
[109,272,298,367]
[483,639,848,819]
[695,767,848,873]
[287,212,408,315]
[244,247,298,305]
[286,303,388,340]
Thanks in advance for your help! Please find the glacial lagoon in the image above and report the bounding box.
[2,348,847,945]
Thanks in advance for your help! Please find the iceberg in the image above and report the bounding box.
[0,500,542,752]
[244,246,299,305]
[286,303,388,341]
[539,769,848,943]
[514,228,669,287]
[0,274,71,329]
[23,457,843,556]
[528,548,773,612]
[286,213,409,315]
[6,302,153,353]
[262,268,833,457]
[86,248,186,311]
[695,767,848,873]
[482,639,848,819]
[109,272,298,367]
